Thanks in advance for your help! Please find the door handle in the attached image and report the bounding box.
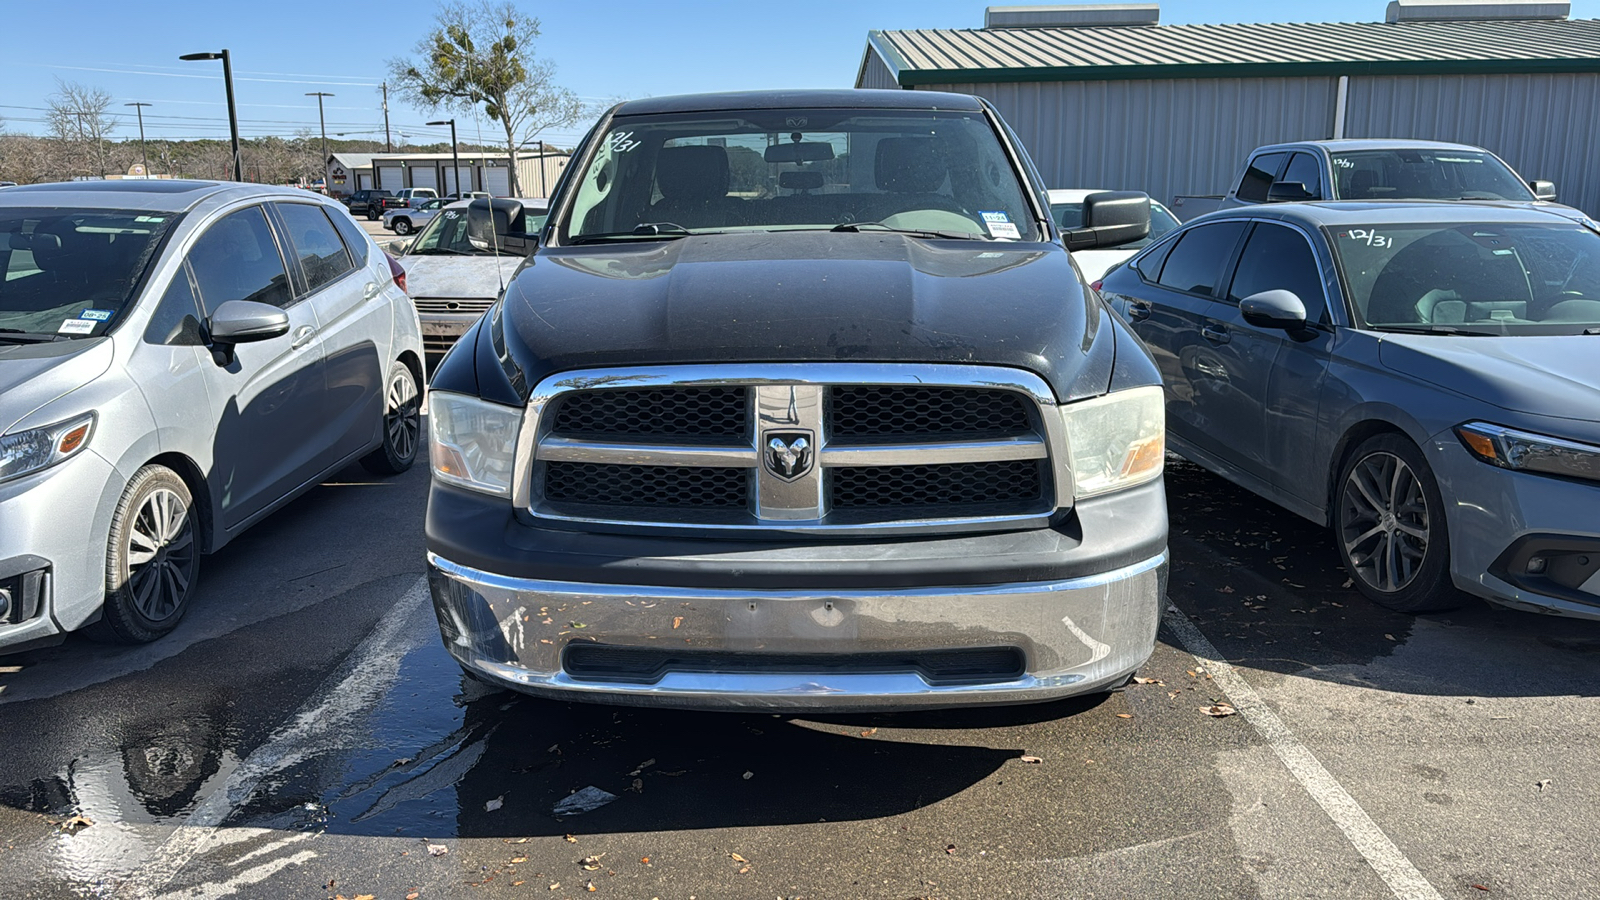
[1127,301,1151,322]
[290,325,316,350]
[363,281,380,300]
[1201,323,1231,344]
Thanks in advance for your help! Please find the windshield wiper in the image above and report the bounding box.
[830,221,988,240]
[1376,324,1498,336]
[567,223,713,245]
[0,329,63,344]
[409,247,474,255]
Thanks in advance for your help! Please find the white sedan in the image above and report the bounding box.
[1049,189,1180,282]
[382,198,445,236]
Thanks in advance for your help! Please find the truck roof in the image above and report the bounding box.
[613,89,985,116]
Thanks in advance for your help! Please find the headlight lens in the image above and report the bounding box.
[1455,422,1600,483]
[1061,385,1165,499]
[429,392,522,497]
[0,413,96,485]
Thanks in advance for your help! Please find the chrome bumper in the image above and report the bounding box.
[428,551,1165,710]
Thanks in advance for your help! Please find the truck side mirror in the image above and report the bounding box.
[1530,180,1558,202]
[1266,181,1316,203]
[1063,191,1151,251]
[467,198,539,255]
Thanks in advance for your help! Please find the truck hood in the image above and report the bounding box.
[399,254,523,301]
[490,232,1110,402]
[1377,334,1600,426]
[0,338,114,434]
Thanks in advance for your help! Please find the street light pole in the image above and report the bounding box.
[427,118,459,197]
[305,91,334,189]
[180,49,242,181]
[125,102,152,177]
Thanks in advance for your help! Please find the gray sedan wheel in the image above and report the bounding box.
[1334,434,1461,613]
[88,465,199,644]
[393,218,413,235]
[360,361,422,476]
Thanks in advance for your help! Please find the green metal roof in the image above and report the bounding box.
[866,17,1600,85]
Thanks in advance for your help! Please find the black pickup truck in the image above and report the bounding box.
[424,89,1169,711]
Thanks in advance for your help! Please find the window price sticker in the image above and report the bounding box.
[980,211,1021,240]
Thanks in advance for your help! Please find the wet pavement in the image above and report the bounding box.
[3,452,1599,899]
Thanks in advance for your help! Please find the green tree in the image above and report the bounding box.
[390,0,583,196]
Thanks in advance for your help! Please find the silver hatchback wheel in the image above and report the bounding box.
[362,361,422,476]
[126,487,197,622]
[1339,451,1428,593]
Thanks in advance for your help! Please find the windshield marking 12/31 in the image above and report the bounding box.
[1331,221,1600,335]
[562,108,1042,243]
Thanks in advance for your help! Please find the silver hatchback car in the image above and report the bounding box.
[1,180,424,651]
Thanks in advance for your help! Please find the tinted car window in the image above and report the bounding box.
[187,206,293,314]
[142,262,206,346]
[276,203,354,292]
[1281,153,1324,200]
[1236,153,1286,203]
[1155,222,1247,296]
[1228,223,1329,321]
[0,207,177,337]
[328,207,370,265]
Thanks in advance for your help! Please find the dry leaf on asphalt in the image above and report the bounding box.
[742,770,754,780]
[944,844,957,854]
[511,856,528,864]
[1019,755,1042,764]
[581,853,606,870]
[672,616,683,629]
[730,852,748,863]
[1384,633,1397,641]
[1132,676,1163,685]
[860,728,878,737]
[565,834,578,843]
[1116,713,1133,719]
[485,796,504,812]
[406,893,420,900]
[1200,704,1237,717]
[1537,779,1552,792]
[548,883,560,891]
[426,844,449,856]
[57,815,93,834]
[586,882,597,892]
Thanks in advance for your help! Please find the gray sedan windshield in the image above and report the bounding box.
[0,207,176,339]
[1330,149,1535,201]
[1331,222,1600,334]
[564,108,1041,242]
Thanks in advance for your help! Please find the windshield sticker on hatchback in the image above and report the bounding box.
[58,318,96,335]
[980,211,1021,240]
[79,309,113,321]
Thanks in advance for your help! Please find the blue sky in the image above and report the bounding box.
[4,0,1598,149]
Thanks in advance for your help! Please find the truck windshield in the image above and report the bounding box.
[563,108,1041,242]
[408,206,493,256]
[1331,221,1600,335]
[1330,149,1535,202]
[0,207,176,339]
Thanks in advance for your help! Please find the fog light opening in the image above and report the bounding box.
[1527,556,1548,574]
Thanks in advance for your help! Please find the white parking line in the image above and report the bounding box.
[120,577,432,900]
[1162,605,1445,900]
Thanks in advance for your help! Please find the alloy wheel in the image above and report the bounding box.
[125,488,196,623]
[386,368,421,462]
[1339,451,1430,593]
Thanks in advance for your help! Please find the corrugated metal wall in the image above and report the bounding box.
[927,77,1337,213]
[1345,73,1600,215]
[859,51,901,91]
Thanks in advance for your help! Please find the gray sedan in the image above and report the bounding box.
[1098,202,1600,618]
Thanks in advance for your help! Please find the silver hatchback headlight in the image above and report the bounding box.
[0,413,96,485]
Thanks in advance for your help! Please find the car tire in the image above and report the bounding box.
[86,465,200,644]
[360,360,422,476]
[366,208,380,221]
[1333,434,1462,614]
[394,219,412,235]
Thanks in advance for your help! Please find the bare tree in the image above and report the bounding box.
[390,0,584,196]
[47,79,115,179]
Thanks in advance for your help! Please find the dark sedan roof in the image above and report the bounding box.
[1253,139,1491,155]
[614,89,984,116]
[1202,201,1585,229]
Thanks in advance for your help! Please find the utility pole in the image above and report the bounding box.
[382,82,393,152]
[125,102,152,176]
[427,118,460,197]
[180,49,243,180]
[305,91,334,188]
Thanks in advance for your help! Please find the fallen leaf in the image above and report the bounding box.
[1537,779,1552,792]
[860,728,878,737]
[640,856,651,866]
[585,882,597,892]
[1200,704,1237,718]
[406,893,420,900]
[944,844,957,854]
[581,853,606,870]
[1116,713,1133,719]
[57,815,93,834]
[355,895,376,900]
[1384,633,1396,641]
[1186,669,1198,678]
[565,834,578,843]
[738,866,750,874]
[627,758,656,775]
[549,883,560,891]
[1471,885,1489,892]
[742,771,754,780]
[672,616,683,629]
[512,882,525,887]
[1132,676,1163,685]
[511,856,528,864]
[485,796,504,812]
[1019,755,1042,764]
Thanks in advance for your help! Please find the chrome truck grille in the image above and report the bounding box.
[511,364,1072,534]
[412,297,496,315]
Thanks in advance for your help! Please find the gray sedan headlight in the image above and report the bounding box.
[1456,422,1600,484]
[1061,385,1166,499]
[0,413,96,485]
[429,391,522,497]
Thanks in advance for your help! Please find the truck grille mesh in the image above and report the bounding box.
[543,462,748,507]
[550,387,748,439]
[829,387,1032,439]
[830,460,1044,508]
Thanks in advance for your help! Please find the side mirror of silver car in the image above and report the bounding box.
[1240,290,1308,332]
[204,299,290,366]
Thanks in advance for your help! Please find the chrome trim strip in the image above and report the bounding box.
[521,507,1055,536]
[538,437,758,467]
[821,436,1047,466]
[429,550,1167,599]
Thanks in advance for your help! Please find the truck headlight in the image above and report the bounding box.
[429,392,522,497]
[0,413,95,485]
[1455,422,1600,484]
[1062,385,1165,499]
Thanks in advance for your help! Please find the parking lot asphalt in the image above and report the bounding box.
[2,446,1598,900]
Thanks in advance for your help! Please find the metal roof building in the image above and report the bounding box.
[857,1,1600,215]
